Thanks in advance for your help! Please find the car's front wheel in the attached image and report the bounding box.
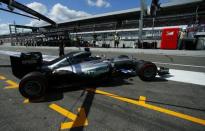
[19,72,47,99]
[138,61,157,81]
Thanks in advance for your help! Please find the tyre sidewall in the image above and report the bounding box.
[19,72,47,99]
[138,62,157,81]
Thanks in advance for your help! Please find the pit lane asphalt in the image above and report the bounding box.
[0,46,205,131]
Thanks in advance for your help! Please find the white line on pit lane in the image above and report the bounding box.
[159,69,205,86]
[154,62,205,69]
[0,50,21,57]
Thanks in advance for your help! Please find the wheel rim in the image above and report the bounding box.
[143,66,156,78]
[23,81,42,96]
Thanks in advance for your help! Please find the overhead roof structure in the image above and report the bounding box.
[42,0,205,30]
[0,0,57,26]
[9,25,39,30]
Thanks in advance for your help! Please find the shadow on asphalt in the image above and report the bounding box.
[151,77,169,82]
[70,87,96,131]
[29,83,98,131]
[28,76,169,103]
[0,65,11,67]
[29,76,133,103]
[27,76,204,130]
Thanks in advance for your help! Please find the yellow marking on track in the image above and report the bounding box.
[139,96,146,104]
[61,108,88,130]
[50,104,77,120]
[0,75,6,80]
[23,99,29,104]
[49,104,88,130]
[5,80,18,89]
[87,88,205,126]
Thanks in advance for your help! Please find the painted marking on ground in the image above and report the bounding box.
[154,61,205,69]
[0,75,6,80]
[159,69,205,86]
[5,80,19,89]
[23,99,30,104]
[49,104,88,130]
[87,89,205,126]
[0,50,21,57]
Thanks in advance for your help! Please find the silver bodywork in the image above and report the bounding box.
[48,57,110,77]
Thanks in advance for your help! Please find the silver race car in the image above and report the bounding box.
[10,49,168,99]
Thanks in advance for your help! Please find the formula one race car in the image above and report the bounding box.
[10,48,168,99]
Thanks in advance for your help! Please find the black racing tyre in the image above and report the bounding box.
[19,72,47,99]
[138,61,157,81]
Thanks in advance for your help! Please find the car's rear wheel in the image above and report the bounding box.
[138,61,157,81]
[19,72,47,99]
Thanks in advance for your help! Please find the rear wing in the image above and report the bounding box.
[10,52,43,79]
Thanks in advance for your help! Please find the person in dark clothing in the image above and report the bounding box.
[0,40,3,45]
[59,41,65,57]
[114,33,120,48]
